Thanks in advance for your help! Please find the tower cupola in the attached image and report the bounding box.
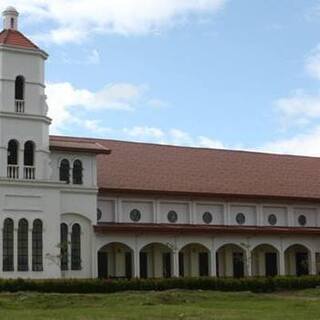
[2,6,18,30]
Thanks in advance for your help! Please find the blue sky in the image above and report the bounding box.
[5,0,320,155]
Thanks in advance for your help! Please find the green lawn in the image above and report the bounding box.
[0,289,320,320]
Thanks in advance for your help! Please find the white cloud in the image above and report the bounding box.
[274,90,320,129]
[261,126,320,156]
[122,126,224,148]
[305,45,320,79]
[3,0,226,44]
[46,82,145,133]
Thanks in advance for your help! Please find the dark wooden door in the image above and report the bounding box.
[162,253,171,278]
[140,252,148,278]
[125,252,132,279]
[265,252,277,277]
[199,252,209,277]
[97,252,108,279]
[296,252,309,276]
[179,252,184,277]
[233,252,244,278]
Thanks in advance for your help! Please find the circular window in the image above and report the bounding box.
[268,214,277,226]
[130,209,141,222]
[97,208,102,221]
[298,215,307,226]
[167,210,178,223]
[236,213,245,225]
[203,211,213,224]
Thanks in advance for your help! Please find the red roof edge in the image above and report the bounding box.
[49,139,111,155]
[94,223,320,235]
[98,188,320,203]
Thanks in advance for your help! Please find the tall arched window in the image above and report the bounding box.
[7,140,18,165]
[60,159,70,183]
[18,219,28,271]
[32,219,43,271]
[60,223,68,271]
[24,141,34,166]
[3,218,14,271]
[15,76,25,100]
[72,160,83,184]
[71,223,81,270]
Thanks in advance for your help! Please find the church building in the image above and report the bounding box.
[0,6,320,280]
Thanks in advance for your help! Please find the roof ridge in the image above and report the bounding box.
[49,134,320,160]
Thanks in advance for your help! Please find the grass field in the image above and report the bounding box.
[0,289,320,319]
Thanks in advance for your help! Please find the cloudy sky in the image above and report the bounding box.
[3,0,320,155]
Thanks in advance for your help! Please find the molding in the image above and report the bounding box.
[0,44,48,59]
[0,78,46,88]
[0,178,98,193]
[0,111,51,124]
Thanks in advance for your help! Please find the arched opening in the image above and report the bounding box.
[3,218,14,271]
[60,159,70,183]
[15,76,24,100]
[251,244,279,277]
[60,223,68,271]
[15,76,25,112]
[24,141,34,166]
[32,219,43,271]
[7,140,18,165]
[23,141,35,179]
[285,244,310,276]
[72,160,83,184]
[139,243,173,278]
[97,242,133,279]
[216,244,247,278]
[17,218,28,271]
[71,223,81,270]
[179,243,210,277]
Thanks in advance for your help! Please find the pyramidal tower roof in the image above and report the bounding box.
[0,6,39,50]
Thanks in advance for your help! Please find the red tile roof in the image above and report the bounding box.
[0,29,39,49]
[50,136,110,155]
[49,135,320,202]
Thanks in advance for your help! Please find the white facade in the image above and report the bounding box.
[0,7,320,280]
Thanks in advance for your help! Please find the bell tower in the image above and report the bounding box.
[0,6,51,180]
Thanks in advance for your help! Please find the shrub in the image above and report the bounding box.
[0,276,319,294]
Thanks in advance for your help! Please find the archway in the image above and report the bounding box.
[97,242,133,279]
[285,244,310,276]
[139,243,172,278]
[216,244,247,278]
[251,244,279,277]
[179,243,210,277]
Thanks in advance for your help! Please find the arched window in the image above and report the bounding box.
[7,140,18,165]
[60,159,70,183]
[24,141,35,166]
[18,219,28,271]
[72,160,83,184]
[15,76,24,100]
[3,218,14,271]
[10,18,14,29]
[71,223,81,270]
[32,219,43,271]
[60,223,68,271]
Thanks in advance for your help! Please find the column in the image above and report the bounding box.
[209,249,217,277]
[133,249,140,278]
[246,250,252,277]
[172,250,179,277]
[310,251,317,275]
[28,224,32,272]
[14,226,18,271]
[279,250,285,276]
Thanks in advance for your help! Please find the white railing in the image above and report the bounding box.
[24,166,35,180]
[7,165,19,179]
[15,99,25,113]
